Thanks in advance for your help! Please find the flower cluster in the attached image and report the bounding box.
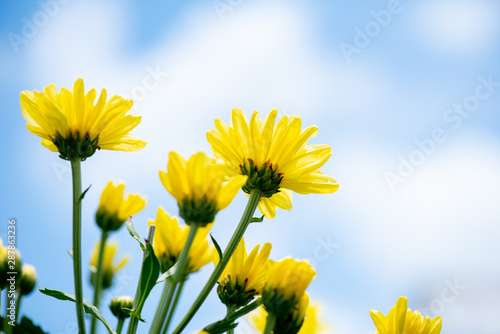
[17,79,442,334]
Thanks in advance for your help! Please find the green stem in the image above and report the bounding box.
[14,294,21,323]
[150,225,199,334]
[204,299,262,333]
[226,305,237,334]
[116,318,125,334]
[90,230,109,334]
[71,159,86,334]
[127,226,157,334]
[149,280,176,334]
[171,190,262,334]
[5,292,13,334]
[161,280,185,334]
[263,313,276,334]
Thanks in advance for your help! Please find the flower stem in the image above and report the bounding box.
[116,318,125,334]
[171,190,262,334]
[71,158,86,334]
[263,313,276,334]
[203,299,262,334]
[226,305,237,334]
[161,280,185,334]
[150,225,199,334]
[5,291,14,334]
[149,279,176,334]
[127,226,156,334]
[15,293,22,322]
[90,230,109,334]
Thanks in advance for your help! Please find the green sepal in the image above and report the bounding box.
[38,287,117,334]
[120,308,145,322]
[126,217,145,250]
[210,234,223,260]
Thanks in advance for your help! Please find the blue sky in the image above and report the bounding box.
[1,0,500,333]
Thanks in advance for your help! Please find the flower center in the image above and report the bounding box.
[179,196,218,227]
[239,159,282,198]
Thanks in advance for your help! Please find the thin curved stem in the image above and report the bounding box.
[116,318,125,334]
[91,230,109,334]
[150,225,199,334]
[171,190,262,334]
[161,280,185,334]
[71,159,86,334]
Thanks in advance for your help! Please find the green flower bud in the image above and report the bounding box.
[18,264,37,295]
[109,296,134,319]
[0,242,22,291]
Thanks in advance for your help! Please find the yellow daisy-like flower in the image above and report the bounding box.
[215,238,272,307]
[20,78,146,160]
[159,151,247,226]
[207,108,339,219]
[251,294,328,334]
[262,258,316,317]
[370,297,443,334]
[90,241,128,290]
[95,181,146,232]
[148,207,214,275]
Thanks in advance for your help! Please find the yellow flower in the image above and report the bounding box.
[159,151,247,226]
[20,78,146,159]
[90,241,128,289]
[370,297,442,334]
[207,108,339,219]
[251,294,328,334]
[95,181,146,232]
[215,238,272,307]
[262,258,316,317]
[148,207,213,275]
[110,296,134,319]
[18,264,37,295]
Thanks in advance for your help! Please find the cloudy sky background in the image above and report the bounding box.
[1,0,500,333]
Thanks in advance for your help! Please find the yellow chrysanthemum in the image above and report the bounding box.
[95,181,146,232]
[215,238,272,307]
[262,258,316,317]
[251,294,328,334]
[90,241,128,289]
[20,78,146,159]
[207,108,339,219]
[159,151,247,226]
[370,297,442,334]
[148,207,213,275]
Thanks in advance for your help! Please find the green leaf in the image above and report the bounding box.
[126,217,145,250]
[79,184,92,202]
[0,316,48,333]
[251,215,265,223]
[210,234,223,260]
[131,240,161,318]
[156,262,178,284]
[39,287,117,334]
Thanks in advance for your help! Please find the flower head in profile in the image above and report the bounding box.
[18,264,37,295]
[207,109,339,218]
[370,297,442,334]
[0,240,22,291]
[95,181,146,232]
[251,294,328,334]
[215,238,272,308]
[159,151,247,226]
[90,241,128,289]
[148,207,213,276]
[110,296,134,319]
[20,78,146,160]
[262,258,316,317]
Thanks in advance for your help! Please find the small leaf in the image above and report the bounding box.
[126,217,145,250]
[210,234,223,260]
[39,287,117,334]
[79,184,92,202]
[251,215,265,223]
[156,262,178,284]
[67,248,73,259]
[131,241,161,318]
